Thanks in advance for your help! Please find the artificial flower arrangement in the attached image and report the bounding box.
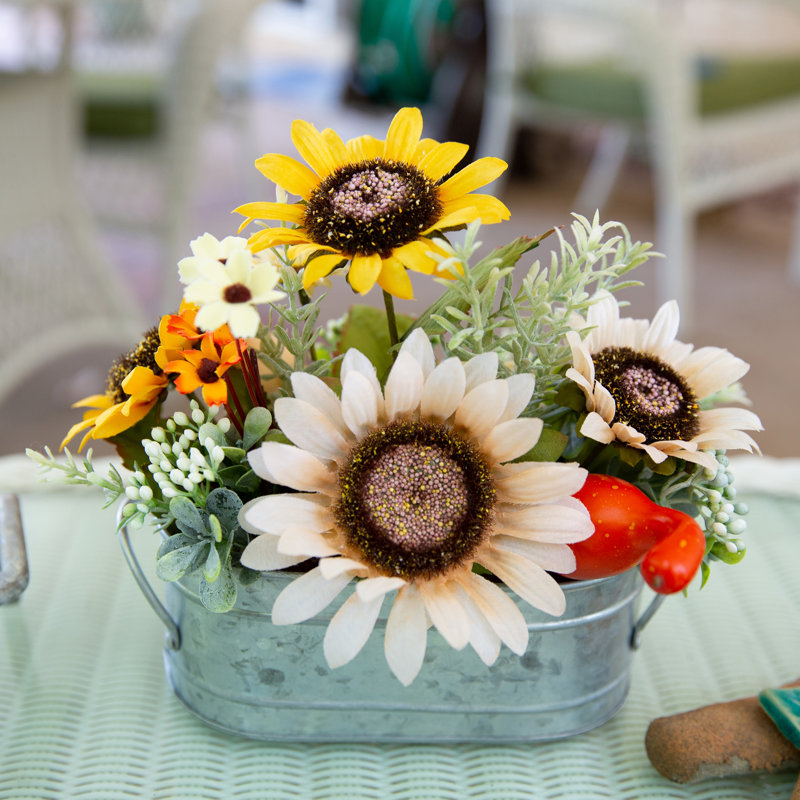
[29,107,762,687]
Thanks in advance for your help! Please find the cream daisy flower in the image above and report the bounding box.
[239,329,592,685]
[565,295,762,471]
[182,248,285,338]
[178,233,250,284]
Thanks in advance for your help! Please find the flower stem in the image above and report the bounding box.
[383,290,400,357]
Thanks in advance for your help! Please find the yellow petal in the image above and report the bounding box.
[72,393,113,410]
[377,256,414,300]
[348,253,383,294]
[302,253,346,290]
[234,202,306,226]
[255,153,319,199]
[287,242,337,263]
[417,141,468,182]
[60,416,98,450]
[346,134,383,162]
[411,137,440,163]
[248,227,313,253]
[392,239,440,275]
[438,157,508,202]
[320,127,349,167]
[291,119,340,178]
[383,107,423,163]
[440,193,510,224]
[425,206,480,232]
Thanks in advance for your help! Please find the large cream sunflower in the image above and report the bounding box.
[239,330,592,685]
[234,107,510,300]
[565,295,762,470]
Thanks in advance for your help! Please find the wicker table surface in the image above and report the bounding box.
[1,455,800,800]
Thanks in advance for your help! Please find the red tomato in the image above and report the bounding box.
[569,474,705,594]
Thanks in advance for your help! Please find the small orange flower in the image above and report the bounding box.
[155,301,202,370]
[164,331,243,406]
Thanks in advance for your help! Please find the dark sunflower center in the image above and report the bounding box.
[337,420,495,579]
[223,282,252,304]
[593,346,700,442]
[304,158,442,257]
[197,358,220,384]
[106,325,161,404]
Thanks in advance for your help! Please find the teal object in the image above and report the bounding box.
[759,688,800,750]
[118,511,662,743]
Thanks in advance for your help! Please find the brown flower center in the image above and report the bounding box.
[197,358,220,384]
[106,325,161,404]
[223,282,252,303]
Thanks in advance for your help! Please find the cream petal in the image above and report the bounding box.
[684,349,750,400]
[271,567,352,625]
[565,366,594,398]
[277,528,341,558]
[420,357,466,420]
[384,352,424,420]
[240,533,308,571]
[290,373,349,438]
[698,407,763,434]
[566,331,596,383]
[497,502,593,543]
[318,556,369,579]
[398,328,436,377]
[227,305,261,339]
[239,493,332,536]
[356,576,406,603]
[483,417,543,463]
[609,421,647,445]
[341,347,384,409]
[653,445,719,469]
[451,583,501,666]
[249,442,336,494]
[456,571,528,656]
[274,397,350,462]
[384,584,428,686]
[495,462,587,504]
[341,370,380,437]
[479,547,566,616]
[491,536,577,575]
[580,412,616,443]
[454,380,508,438]
[497,373,535,423]
[625,438,671,464]
[642,300,680,353]
[463,352,498,392]
[592,383,617,422]
[419,581,471,650]
[323,591,384,669]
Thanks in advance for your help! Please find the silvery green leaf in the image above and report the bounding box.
[157,533,197,559]
[170,495,206,537]
[204,542,221,582]
[221,446,247,462]
[208,513,223,543]
[242,407,272,451]
[199,561,237,613]
[156,541,208,581]
[206,488,243,532]
[198,422,226,448]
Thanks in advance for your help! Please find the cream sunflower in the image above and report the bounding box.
[234,106,510,300]
[565,295,762,470]
[239,329,592,685]
[177,233,251,284]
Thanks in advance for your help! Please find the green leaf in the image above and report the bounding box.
[207,513,223,543]
[554,381,587,413]
[337,304,414,378]
[710,541,746,564]
[156,533,196,559]
[700,560,711,589]
[206,488,243,532]
[203,542,222,582]
[156,541,208,581]
[648,455,677,476]
[514,426,569,462]
[198,422,226,449]
[242,407,272,451]
[221,446,247,462]
[170,495,206,537]
[199,560,237,612]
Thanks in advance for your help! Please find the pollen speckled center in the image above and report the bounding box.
[593,346,699,443]
[304,158,442,257]
[336,420,495,579]
[106,325,161,404]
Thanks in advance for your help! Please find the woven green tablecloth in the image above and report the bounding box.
[1,456,799,799]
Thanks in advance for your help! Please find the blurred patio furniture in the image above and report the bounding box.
[478,0,800,327]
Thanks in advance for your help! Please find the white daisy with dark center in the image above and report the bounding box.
[239,329,593,685]
[565,295,762,469]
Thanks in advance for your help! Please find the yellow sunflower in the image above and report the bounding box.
[234,107,510,300]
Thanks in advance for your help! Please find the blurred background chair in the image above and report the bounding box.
[478,0,800,328]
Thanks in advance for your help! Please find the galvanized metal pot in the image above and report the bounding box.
[119,523,661,743]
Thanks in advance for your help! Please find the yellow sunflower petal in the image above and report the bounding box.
[349,253,383,294]
[235,202,306,226]
[60,415,100,450]
[320,127,349,167]
[248,227,314,253]
[255,153,319,199]
[291,119,340,178]
[377,256,414,300]
[438,157,508,202]
[440,193,510,225]
[383,107,423,163]
[302,253,347,290]
[417,141,468,182]
[287,242,338,263]
[426,206,481,232]
[411,137,440,163]
[392,239,440,275]
[346,134,383,162]
[72,393,113,410]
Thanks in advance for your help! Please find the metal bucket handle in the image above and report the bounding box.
[631,593,666,649]
[116,504,181,651]
[0,494,29,604]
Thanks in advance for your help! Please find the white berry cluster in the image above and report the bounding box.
[697,453,748,560]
